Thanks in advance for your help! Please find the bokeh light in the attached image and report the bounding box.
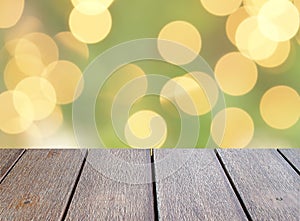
[26,106,63,139]
[15,77,57,121]
[160,72,218,116]
[226,7,249,45]
[69,7,112,44]
[0,0,299,147]
[258,0,300,42]
[256,40,290,68]
[214,52,257,96]
[158,21,202,65]
[235,16,278,60]
[15,54,45,77]
[0,0,24,28]
[260,86,300,129]
[4,57,32,90]
[15,32,59,65]
[0,90,33,134]
[243,0,268,15]
[295,0,300,12]
[125,110,167,149]
[200,0,242,16]
[43,60,84,104]
[211,107,254,148]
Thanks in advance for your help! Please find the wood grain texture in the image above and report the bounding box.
[0,149,24,182]
[154,149,247,221]
[0,149,85,220]
[217,149,300,221]
[65,149,154,221]
[279,149,300,172]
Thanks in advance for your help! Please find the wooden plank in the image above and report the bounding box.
[0,149,85,220]
[65,149,154,220]
[0,149,24,182]
[154,149,247,220]
[279,149,300,172]
[217,149,300,221]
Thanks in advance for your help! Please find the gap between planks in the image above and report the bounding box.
[0,149,26,184]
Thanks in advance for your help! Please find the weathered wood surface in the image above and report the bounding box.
[0,148,299,220]
[0,149,85,220]
[65,149,154,221]
[154,149,247,221]
[0,149,24,182]
[217,149,300,221]
[279,149,300,172]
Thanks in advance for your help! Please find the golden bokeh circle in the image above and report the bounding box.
[243,0,268,15]
[226,7,249,45]
[236,16,278,60]
[200,0,242,16]
[15,32,59,65]
[0,90,33,134]
[158,21,202,65]
[69,7,112,44]
[26,106,63,139]
[260,86,300,129]
[294,0,300,12]
[211,107,254,148]
[4,57,29,90]
[258,0,300,42]
[160,72,219,116]
[0,0,24,28]
[15,54,45,76]
[125,110,167,149]
[43,60,84,104]
[15,77,57,121]
[215,52,258,96]
[256,40,290,68]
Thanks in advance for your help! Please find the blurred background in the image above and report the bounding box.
[0,0,299,148]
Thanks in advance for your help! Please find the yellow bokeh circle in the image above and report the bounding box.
[125,110,167,149]
[226,7,249,45]
[294,0,300,12]
[260,86,300,129]
[243,0,268,15]
[258,0,300,42]
[236,16,278,60]
[0,0,24,28]
[15,77,57,121]
[69,7,112,44]
[15,32,59,65]
[161,73,219,116]
[211,107,254,148]
[26,106,63,139]
[200,0,242,16]
[43,60,84,104]
[0,90,33,134]
[214,52,258,96]
[4,58,30,90]
[256,40,290,68]
[158,21,202,65]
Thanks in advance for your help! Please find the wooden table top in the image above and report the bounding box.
[0,148,299,220]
